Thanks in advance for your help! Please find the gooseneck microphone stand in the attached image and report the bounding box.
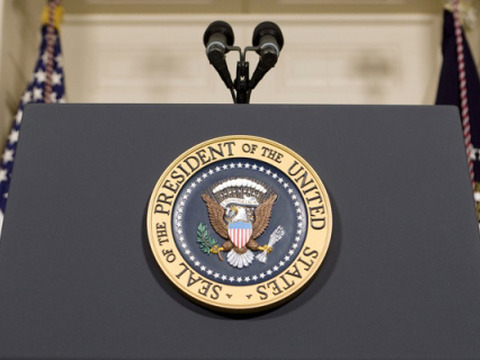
[203,21,284,104]
[230,46,255,104]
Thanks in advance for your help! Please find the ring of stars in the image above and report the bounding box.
[173,161,307,284]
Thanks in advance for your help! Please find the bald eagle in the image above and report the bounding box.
[201,192,277,268]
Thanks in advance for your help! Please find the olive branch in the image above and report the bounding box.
[196,223,222,261]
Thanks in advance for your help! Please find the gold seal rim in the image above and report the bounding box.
[147,135,332,312]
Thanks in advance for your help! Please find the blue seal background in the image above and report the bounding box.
[172,158,307,285]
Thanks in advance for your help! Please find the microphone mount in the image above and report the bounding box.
[224,45,262,104]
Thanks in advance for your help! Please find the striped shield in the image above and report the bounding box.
[228,221,253,249]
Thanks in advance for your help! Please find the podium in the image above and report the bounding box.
[1,104,480,359]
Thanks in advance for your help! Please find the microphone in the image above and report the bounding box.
[249,21,284,90]
[203,20,235,89]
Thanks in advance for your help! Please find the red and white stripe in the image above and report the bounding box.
[43,0,61,103]
[452,0,475,188]
[228,228,252,249]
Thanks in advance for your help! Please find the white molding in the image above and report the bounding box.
[279,0,405,4]
[64,13,439,25]
[85,0,213,4]
[86,0,405,3]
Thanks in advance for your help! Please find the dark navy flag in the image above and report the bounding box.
[435,8,480,220]
[0,7,65,231]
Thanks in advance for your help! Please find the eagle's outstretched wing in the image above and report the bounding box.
[201,193,229,239]
[252,193,278,239]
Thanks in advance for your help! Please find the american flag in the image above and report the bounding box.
[0,2,65,231]
[435,2,480,220]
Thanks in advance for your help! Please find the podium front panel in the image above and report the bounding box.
[0,104,479,359]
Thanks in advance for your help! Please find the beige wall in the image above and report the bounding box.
[61,13,444,104]
[0,0,43,148]
[0,0,479,144]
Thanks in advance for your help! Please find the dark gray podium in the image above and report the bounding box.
[1,104,480,359]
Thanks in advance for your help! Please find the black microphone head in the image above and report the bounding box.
[252,21,284,51]
[203,20,235,49]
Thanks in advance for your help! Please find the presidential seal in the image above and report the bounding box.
[146,136,332,312]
